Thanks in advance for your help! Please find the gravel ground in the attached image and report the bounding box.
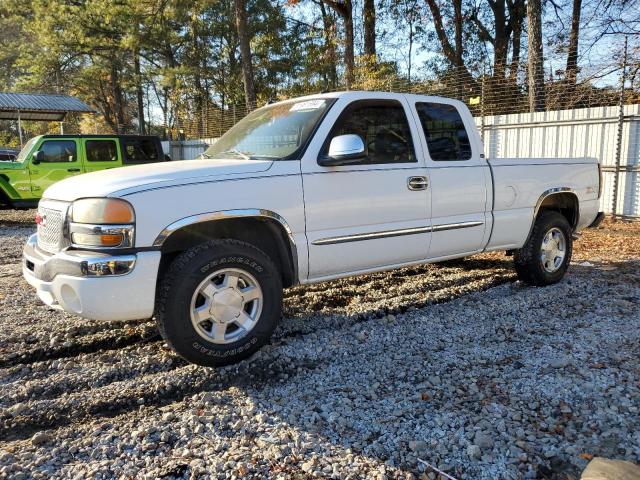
[0,210,638,480]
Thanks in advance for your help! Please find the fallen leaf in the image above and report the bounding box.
[578,453,594,460]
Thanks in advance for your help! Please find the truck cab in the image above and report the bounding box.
[0,134,168,209]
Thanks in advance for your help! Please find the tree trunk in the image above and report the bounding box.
[134,52,145,135]
[363,0,376,58]
[110,61,126,133]
[565,0,582,83]
[492,0,509,79]
[318,0,338,88]
[234,0,256,111]
[527,0,545,112]
[322,0,354,88]
[507,0,524,82]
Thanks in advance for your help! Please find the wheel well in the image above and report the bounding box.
[157,217,297,288]
[537,192,579,230]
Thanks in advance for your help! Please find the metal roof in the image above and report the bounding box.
[0,92,94,121]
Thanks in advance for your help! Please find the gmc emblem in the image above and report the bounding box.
[35,213,46,227]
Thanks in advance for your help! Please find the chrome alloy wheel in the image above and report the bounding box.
[540,227,567,273]
[190,268,263,344]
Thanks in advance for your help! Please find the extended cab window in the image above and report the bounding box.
[324,100,416,164]
[38,140,77,163]
[123,138,159,164]
[86,140,118,162]
[415,102,472,161]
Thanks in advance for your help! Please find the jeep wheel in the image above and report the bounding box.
[156,239,283,366]
[514,211,573,286]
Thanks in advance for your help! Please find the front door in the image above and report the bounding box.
[29,139,83,196]
[81,138,121,173]
[302,96,431,280]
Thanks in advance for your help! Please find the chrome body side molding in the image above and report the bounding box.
[312,221,483,246]
[312,226,431,245]
[432,221,484,232]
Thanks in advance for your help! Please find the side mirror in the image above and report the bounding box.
[32,151,43,165]
[318,134,366,166]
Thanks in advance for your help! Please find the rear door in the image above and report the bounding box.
[29,138,83,195]
[302,95,432,279]
[408,97,491,258]
[81,137,122,173]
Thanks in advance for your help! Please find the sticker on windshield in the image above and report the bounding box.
[290,100,326,112]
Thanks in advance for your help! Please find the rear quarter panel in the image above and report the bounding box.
[487,158,600,250]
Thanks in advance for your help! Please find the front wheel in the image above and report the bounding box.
[156,239,283,367]
[514,211,573,286]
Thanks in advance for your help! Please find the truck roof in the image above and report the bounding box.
[266,91,462,108]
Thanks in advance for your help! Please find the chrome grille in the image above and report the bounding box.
[37,201,69,253]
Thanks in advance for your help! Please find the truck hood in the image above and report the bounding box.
[43,159,273,201]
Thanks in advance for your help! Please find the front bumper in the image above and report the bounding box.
[22,234,161,321]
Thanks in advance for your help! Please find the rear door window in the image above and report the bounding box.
[122,138,160,164]
[85,140,119,162]
[415,102,472,161]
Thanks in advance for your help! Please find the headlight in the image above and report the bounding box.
[72,198,135,224]
[69,198,135,248]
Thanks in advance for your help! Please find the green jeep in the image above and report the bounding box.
[0,134,169,208]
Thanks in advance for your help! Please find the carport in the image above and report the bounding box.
[0,92,94,147]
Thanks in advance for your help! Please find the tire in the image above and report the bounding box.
[514,211,573,286]
[156,239,283,367]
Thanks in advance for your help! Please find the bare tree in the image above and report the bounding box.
[235,0,256,110]
[424,0,476,90]
[527,0,546,111]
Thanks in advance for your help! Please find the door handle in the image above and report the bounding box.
[67,168,81,172]
[407,176,428,191]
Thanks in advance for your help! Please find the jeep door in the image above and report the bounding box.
[29,138,83,196]
[302,94,432,280]
[81,138,122,172]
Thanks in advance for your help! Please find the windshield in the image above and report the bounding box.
[202,98,333,160]
[15,137,39,163]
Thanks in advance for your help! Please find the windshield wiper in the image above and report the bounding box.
[199,152,212,159]
[220,149,251,160]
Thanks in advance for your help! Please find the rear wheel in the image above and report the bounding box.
[514,211,573,286]
[156,239,283,366]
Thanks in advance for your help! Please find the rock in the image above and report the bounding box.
[474,432,494,450]
[162,412,176,422]
[550,357,572,368]
[31,431,52,446]
[467,444,481,459]
[581,457,640,480]
[408,440,428,453]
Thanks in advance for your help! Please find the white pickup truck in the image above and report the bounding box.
[23,92,604,366]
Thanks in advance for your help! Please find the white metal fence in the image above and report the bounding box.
[161,138,218,162]
[165,104,640,219]
[478,104,640,219]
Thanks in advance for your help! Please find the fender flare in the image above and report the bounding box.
[152,208,299,284]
